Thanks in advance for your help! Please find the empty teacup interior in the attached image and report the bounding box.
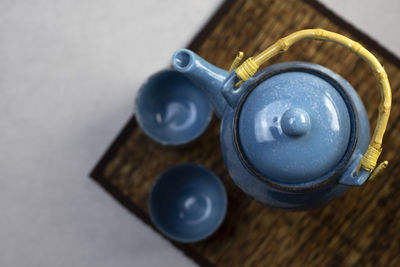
[149,164,227,243]
[136,70,212,145]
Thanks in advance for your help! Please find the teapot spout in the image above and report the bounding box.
[172,49,228,118]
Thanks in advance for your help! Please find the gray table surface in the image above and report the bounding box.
[0,1,398,266]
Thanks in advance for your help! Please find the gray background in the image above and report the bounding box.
[0,1,398,266]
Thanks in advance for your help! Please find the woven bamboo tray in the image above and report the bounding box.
[91,0,400,266]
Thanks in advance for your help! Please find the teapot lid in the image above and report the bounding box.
[236,62,355,185]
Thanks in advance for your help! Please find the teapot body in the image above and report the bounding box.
[172,48,376,210]
[219,62,370,209]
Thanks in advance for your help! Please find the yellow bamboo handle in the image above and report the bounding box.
[235,29,392,175]
[228,51,244,73]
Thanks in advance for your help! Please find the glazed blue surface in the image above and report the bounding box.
[135,70,212,145]
[280,108,311,137]
[149,164,227,243]
[238,70,351,183]
[173,49,228,118]
[172,49,371,209]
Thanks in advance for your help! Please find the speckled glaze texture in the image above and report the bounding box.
[135,70,212,146]
[172,50,370,210]
[149,164,227,243]
[238,70,351,184]
[173,49,228,118]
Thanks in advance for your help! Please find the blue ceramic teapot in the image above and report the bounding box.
[172,29,392,209]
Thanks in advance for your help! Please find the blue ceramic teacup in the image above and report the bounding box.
[135,70,212,145]
[149,163,227,243]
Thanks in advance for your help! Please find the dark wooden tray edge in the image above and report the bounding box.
[90,115,215,267]
[302,0,400,66]
[89,1,400,266]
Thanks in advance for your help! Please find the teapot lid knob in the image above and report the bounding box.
[281,108,311,137]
